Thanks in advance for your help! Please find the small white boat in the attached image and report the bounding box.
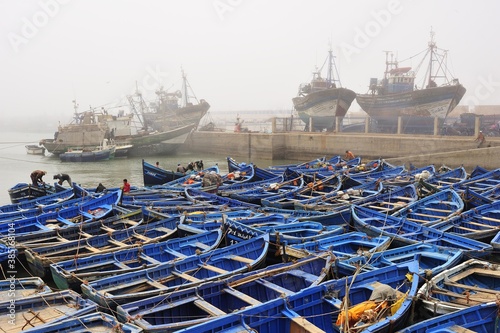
[25,144,45,155]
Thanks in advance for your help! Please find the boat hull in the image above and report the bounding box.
[143,101,210,132]
[59,146,115,162]
[293,87,356,131]
[356,84,466,132]
[25,145,45,155]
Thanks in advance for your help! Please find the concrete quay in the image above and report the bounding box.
[182,131,500,171]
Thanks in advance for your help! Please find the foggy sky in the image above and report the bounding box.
[1,0,499,130]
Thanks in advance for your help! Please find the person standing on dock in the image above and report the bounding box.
[475,131,486,148]
[30,170,46,187]
[345,150,355,160]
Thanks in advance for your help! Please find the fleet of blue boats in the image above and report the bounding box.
[2,155,500,332]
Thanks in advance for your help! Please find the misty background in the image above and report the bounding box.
[1,0,499,133]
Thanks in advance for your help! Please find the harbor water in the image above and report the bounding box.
[0,131,299,205]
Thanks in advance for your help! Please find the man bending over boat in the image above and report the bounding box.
[30,170,46,187]
[53,173,72,186]
[345,150,355,160]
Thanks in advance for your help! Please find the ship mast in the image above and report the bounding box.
[181,68,200,108]
[326,47,342,88]
[427,29,436,88]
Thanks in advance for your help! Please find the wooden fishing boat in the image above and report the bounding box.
[418,259,500,315]
[416,166,468,197]
[0,208,143,256]
[21,312,143,333]
[0,188,74,214]
[397,301,500,333]
[430,199,500,241]
[151,165,219,192]
[391,188,464,225]
[0,190,121,236]
[0,195,94,223]
[353,184,418,216]
[280,231,391,260]
[451,167,500,194]
[335,243,463,279]
[0,290,97,332]
[142,159,186,186]
[257,206,353,226]
[260,173,348,210]
[348,164,406,183]
[178,211,279,236]
[376,165,436,188]
[24,214,180,279]
[116,253,335,332]
[491,230,500,250]
[0,277,52,302]
[265,156,325,172]
[293,179,383,212]
[59,142,116,162]
[177,261,420,333]
[50,229,223,290]
[184,187,260,210]
[7,183,57,204]
[222,215,346,246]
[81,234,269,308]
[25,144,45,155]
[351,205,493,254]
[227,175,305,205]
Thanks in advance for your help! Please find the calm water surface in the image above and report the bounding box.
[0,131,300,205]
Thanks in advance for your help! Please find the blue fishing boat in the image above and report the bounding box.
[116,253,335,332]
[260,174,348,209]
[418,259,500,315]
[491,230,500,250]
[7,182,57,204]
[222,215,345,246]
[0,195,96,223]
[177,261,420,333]
[59,143,116,162]
[50,229,223,290]
[178,212,285,236]
[335,243,463,278]
[281,231,391,260]
[152,165,219,191]
[392,188,464,225]
[397,301,500,333]
[258,206,353,226]
[227,174,305,205]
[348,164,406,183]
[451,167,500,194]
[0,277,52,302]
[293,179,383,211]
[351,205,493,254]
[430,199,500,241]
[0,188,74,214]
[0,208,143,255]
[0,290,97,331]
[20,312,143,333]
[0,190,121,236]
[25,214,180,279]
[81,234,269,308]
[184,187,260,210]
[142,159,185,186]
[377,165,436,188]
[354,184,418,216]
[417,166,468,197]
[265,156,327,172]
